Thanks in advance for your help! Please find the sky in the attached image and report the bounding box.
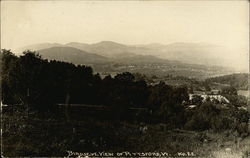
[1,0,249,70]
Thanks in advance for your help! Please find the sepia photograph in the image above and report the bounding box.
[1,0,249,157]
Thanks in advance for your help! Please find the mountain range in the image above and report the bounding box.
[37,46,109,64]
[15,41,243,72]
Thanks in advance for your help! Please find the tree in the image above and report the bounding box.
[202,81,211,91]
[221,86,238,95]
[185,101,220,131]
[7,51,48,108]
[114,72,135,83]
[1,49,19,104]
[147,81,187,127]
[190,95,203,106]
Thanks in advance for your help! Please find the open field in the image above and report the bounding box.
[2,106,250,157]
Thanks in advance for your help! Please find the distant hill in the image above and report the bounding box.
[36,46,180,65]
[12,43,236,79]
[65,42,91,52]
[15,41,244,72]
[66,41,150,58]
[14,41,245,78]
[205,73,249,90]
[137,42,241,69]
[37,47,109,64]
[116,54,179,64]
[15,43,63,54]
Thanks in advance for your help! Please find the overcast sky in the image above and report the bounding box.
[1,0,249,70]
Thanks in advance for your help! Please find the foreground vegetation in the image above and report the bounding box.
[2,107,250,157]
[1,49,250,157]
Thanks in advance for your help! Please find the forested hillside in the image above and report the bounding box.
[37,47,109,64]
[205,73,249,90]
[2,49,248,129]
[1,49,249,157]
[16,41,246,71]
[1,49,188,124]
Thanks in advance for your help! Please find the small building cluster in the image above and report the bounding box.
[185,89,231,110]
[189,94,230,104]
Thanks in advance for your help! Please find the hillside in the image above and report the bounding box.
[37,46,109,64]
[66,41,149,58]
[141,42,244,71]
[13,43,235,79]
[15,43,63,54]
[205,73,249,90]
[15,41,246,72]
[14,41,238,79]
[116,54,176,64]
[2,46,249,158]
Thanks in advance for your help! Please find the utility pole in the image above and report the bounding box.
[164,107,166,132]
[65,92,70,123]
[27,88,30,118]
[65,92,76,141]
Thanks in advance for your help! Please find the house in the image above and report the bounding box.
[189,94,230,104]
[186,104,197,109]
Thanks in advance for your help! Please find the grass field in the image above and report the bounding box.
[2,107,250,157]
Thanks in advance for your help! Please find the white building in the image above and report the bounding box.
[189,94,230,104]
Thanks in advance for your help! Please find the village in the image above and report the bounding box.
[186,90,230,109]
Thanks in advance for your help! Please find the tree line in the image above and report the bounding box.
[1,49,249,133]
[205,73,249,90]
[1,50,187,121]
